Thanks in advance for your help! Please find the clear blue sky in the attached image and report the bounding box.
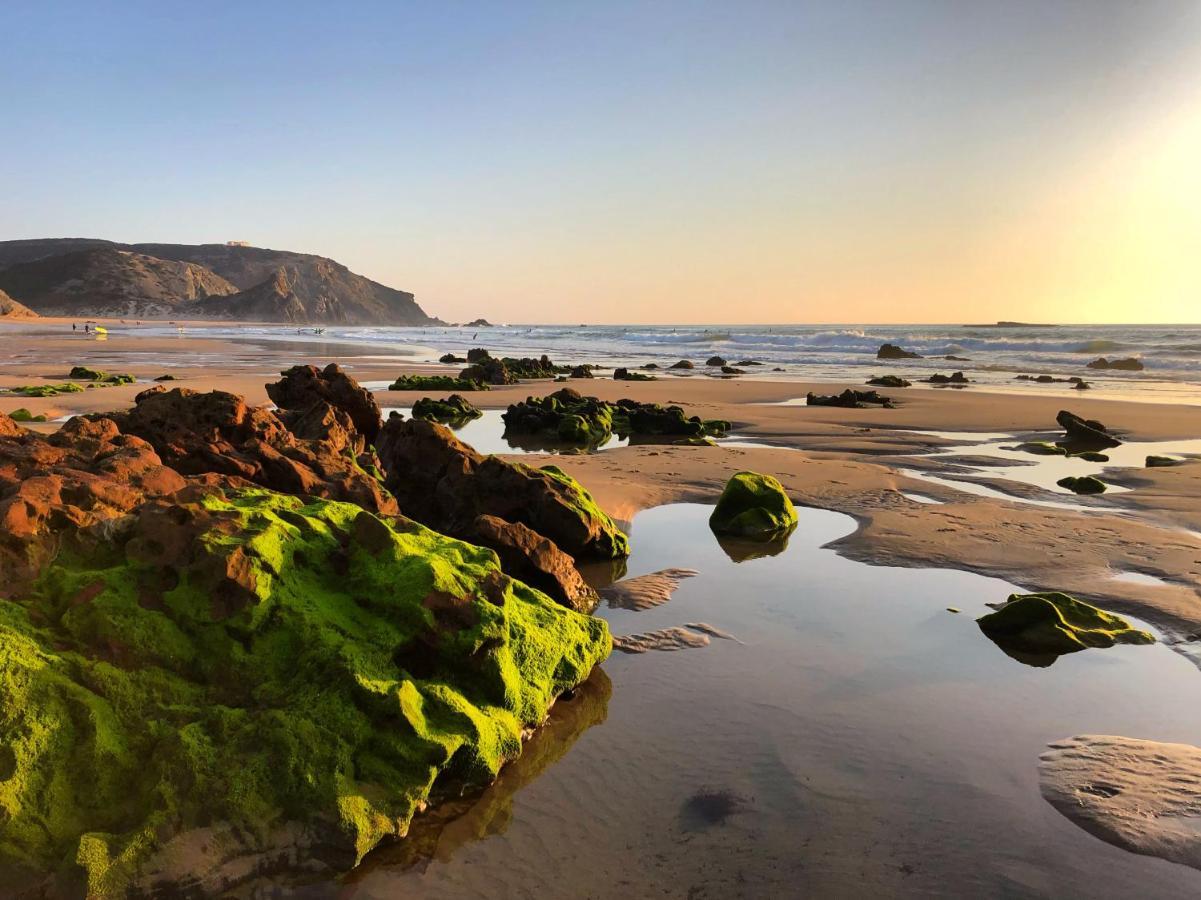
[3,1,1200,323]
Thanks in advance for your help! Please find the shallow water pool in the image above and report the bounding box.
[346,503,1201,898]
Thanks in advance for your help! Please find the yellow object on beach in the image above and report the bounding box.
[93,326,108,335]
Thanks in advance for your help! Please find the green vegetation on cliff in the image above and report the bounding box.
[0,487,609,895]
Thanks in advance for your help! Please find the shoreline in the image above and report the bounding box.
[4,326,1201,654]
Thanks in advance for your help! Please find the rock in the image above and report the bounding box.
[2,382,86,397]
[375,416,629,560]
[466,347,491,363]
[1009,441,1068,456]
[8,408,46,423]
[410,394,482,424]
[267,363,382,444]
[109,387,397,515]
[669,360,694,369]
[613,367,655,381]
[460,356,515,385]
[976,591,1153,664]
[501,390,729,447]
[944,355,969,361]
[599,568,699,611]
[877,343,921,359]
[0,486,609,894]
[720,366,745,375]
[806,389,895,409]
[642,363,660,370]
[1074,451,1109,462]
[1087,357,1144,371]
[0,288,37,318]
[465,317,493,327]
[705,356,727,367]
[866,375,911,388]
[68,366,135,384]
[469,514,596,611]
[1146,455,1183,468]
[1057,475,1107,494]
[569,365,594,379]
[153,374,176,381]
[1039,735,1201,872]
[734,359,762,366]
[709,471,798,538]
[925,371,969,385]
[1057,409,1120,448]
[389,374,488,391]
[439,352,466,364]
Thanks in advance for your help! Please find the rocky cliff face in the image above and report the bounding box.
[0,247,238,317]
[0,288,37,317]
[0,239,437,324]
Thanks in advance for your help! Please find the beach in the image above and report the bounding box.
[6,318,1201,895]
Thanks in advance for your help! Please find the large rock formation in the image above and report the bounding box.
[0,239,437,325]
[0,288,37,317]
[0,486,609,895]
[376,416,629,560]
[266,363,383,444]
[0,247,238,317]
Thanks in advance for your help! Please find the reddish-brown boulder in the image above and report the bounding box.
[469,514,597,611]
[266,363,382,443]
[375,416,627,560]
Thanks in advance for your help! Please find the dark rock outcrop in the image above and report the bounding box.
[468,514,596,610]
[877,343,921,359]
[706,356,727,367]
[613,367,655,381]
[669,360,693,369]
[926,371,969,385]
[411,394,482,423]
[1087,357,1144,371]
[806,389,895,409]
[867,375,911,388]
[1057,410,1120,448]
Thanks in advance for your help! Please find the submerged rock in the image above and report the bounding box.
[877,343,921,359]
[1074,451,1109,462]
[389,374,488,392]
[977,591,1153,664]
[410,393,482,424]
[709,471,798,538]
[1087,357,1144,371]
[705,356,727,367]
[1057,475,1107,494]
[0,486,609,895]
[1039,734,1201,873]
[866,375,911,388]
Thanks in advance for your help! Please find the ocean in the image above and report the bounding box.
[111,321,1201,403]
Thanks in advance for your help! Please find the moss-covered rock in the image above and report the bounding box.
[7,408,47,423]
[977,591,1153,663]
[1010,441,1068,456]
[411,394,483,424]
[613,367,655,381]
[0,487,609,894]
[68,366,135,385]
[388,375,488,392]
[2,382,86,397]
[708,471,798,538]
[1057,475,1107,494]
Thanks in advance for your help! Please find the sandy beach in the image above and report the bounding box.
[6,318,1201,655]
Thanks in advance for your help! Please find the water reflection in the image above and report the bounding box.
[714,527,795,563]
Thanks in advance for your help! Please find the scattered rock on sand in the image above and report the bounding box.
[1146,455,1183,468]
[669,360,694,370]
[411,393,482,423]
[977,591,1153,665]
[877,343,922,359]
[1039,734,1201,872]
[867,375,911,388]
[806,389,895,409]
[1008,441,1068,456]
[613,367,655,381]
[1057,409,1121,448]
[1057,475,1107,494]
[925,371,969,385]
[8,408,46,422]
[600,567,699,611]
[709,471,798,538]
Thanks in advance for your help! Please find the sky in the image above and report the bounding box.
[2,1,1200,325]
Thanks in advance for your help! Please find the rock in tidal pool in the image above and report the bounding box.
[977,591,1153,665]
[1039,735,1201,872]
[0,487,610,895]
[708,471,798,539]
[410,393,483,424]
[1057,475,1107,494]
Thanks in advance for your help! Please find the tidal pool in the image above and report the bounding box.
[382,406,632,455]
[346,503,1201,898]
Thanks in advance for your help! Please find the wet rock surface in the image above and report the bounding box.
[807,389,895,409]
[877,343,921,359]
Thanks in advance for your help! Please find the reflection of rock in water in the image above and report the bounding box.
[600,568,699,611]
[715,531,792,563]
[351,668,612,877]
[679,790,748,832]
[1039,734,1201,872]
[577,556,629,592]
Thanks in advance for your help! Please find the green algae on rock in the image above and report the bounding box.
[1057,475,1107,494]
[0,486,610,896]
[388,374,489,392]
[411,394,483,424]
[977,591,1153,665]
[708,471,798,539]
[68,366,135,385]
[2,382,86,397]
[7,408,46,422]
